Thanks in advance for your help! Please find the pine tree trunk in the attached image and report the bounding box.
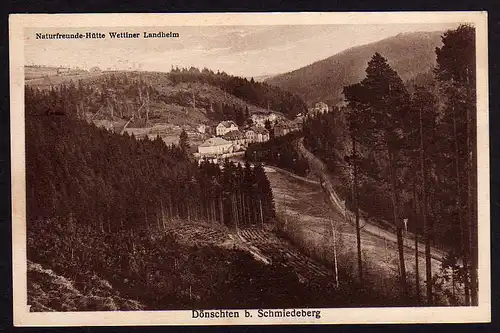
[259,197,264,228]
[453,105,470,305]
[219,194,224,225]
[233,192,237,227]
[161,200,165,231]
[467,99,478,305]
[388,146,408,298]
[234,192,238,226]
[212,200,216,224]
[332,221,339,288]
[352,134,363,284]
[233,192,242,226]
[244,194,248,225]
[246,192,249,226]
[413,176,420,304]
[168,197,173,219]
[420,104,432,305]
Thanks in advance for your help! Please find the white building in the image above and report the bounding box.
[223,130,247,151]
[216,121,238,136]
[245,128,256,143]
[197,124,207,134]
[251,112,278,127]
[254,127,270,142]
[57,67,71,75]
[246,126,270,143]
[308,101,329,115]
[198,137,234,156]
[273,118,302,137]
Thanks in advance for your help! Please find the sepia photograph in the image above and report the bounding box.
[10,12,490,325]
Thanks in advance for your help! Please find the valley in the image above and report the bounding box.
[24,23,477,310]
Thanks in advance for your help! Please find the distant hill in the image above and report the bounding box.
[25,65,89,81]
[25,68,304,128]
[265,31,444,106]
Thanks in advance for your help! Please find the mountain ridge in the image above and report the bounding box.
[265,31,444,106]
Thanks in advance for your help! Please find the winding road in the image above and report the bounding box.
[295,137,447,264]
[296,138,446,273]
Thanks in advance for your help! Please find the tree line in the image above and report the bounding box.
[303,25,477,305]
[169,66,308,118]
[43,72,261,127]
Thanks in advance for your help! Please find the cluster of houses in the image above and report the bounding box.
[307,101,330,116]
[273,118,303,137]
[197,111,306,161]
[198,120,271,158]
[90,98,331,164]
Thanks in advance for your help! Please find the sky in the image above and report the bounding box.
[25,23,459,78]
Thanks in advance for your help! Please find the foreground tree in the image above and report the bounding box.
[344,52,411,298]
[342,109,363,285]
[435,24,477,305]
[410,86,439,304]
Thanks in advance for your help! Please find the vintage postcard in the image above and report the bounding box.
[10,12,490,326]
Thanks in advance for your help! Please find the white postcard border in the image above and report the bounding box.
[10,12,490,326]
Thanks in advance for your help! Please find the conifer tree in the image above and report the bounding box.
[179,129,190,154]
[344,52,411,298]
[254,163,275,223]
[435,24,477,305]
[410,86,439,305]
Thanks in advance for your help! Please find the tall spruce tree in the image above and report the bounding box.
[344,52,411,299]
[410,86,439,305]
[254,163,276,223]
[179,129,190,154]
[435,24,477,305]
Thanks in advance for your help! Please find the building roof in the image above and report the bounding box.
[218,120,237,128]
[199,137,231,147]
[223,130,245,140]
[251,126,269,135]
[274,123,290,129]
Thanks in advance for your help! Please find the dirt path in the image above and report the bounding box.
[255,140,447,294]
[295,137,447,264]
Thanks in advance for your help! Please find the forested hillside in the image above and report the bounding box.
[302,25,477,305]
[26,81,279,228]
[26,84,342,310]
[168,67,308,118]
[26,67,307,126]
[266,31,443,106]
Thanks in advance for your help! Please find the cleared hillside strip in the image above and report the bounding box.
[238,228,333,281]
